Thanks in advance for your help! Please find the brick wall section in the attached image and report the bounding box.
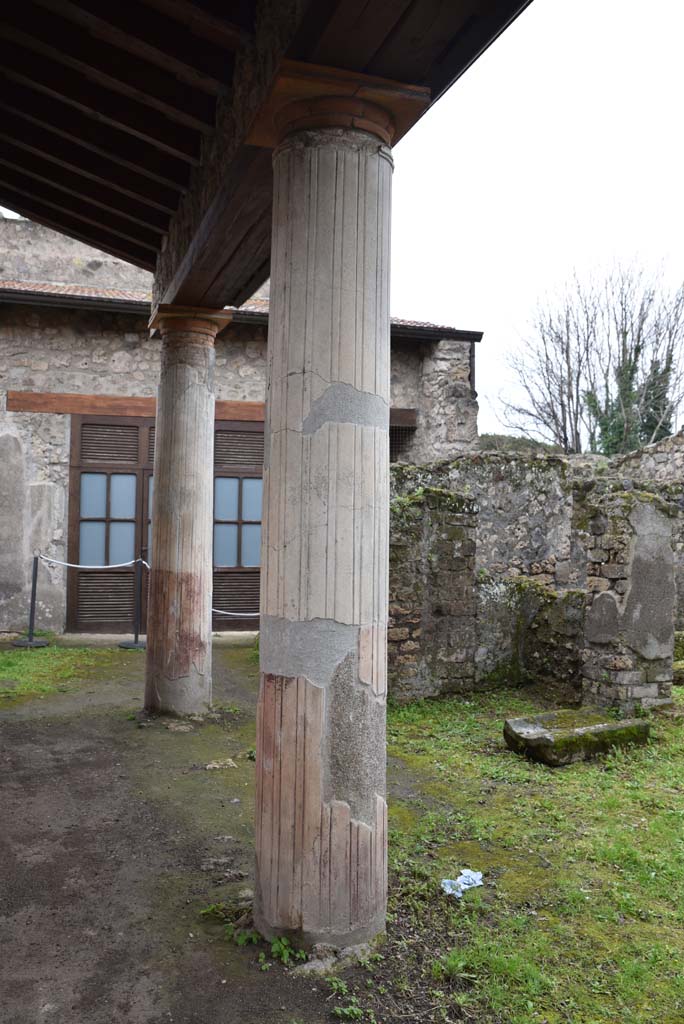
[388,484,478,700]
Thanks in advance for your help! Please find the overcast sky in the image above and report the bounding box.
[391,0,684,434]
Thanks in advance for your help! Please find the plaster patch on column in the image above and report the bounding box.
[325,652,386,823]
[301,383,388,435]
[260,614,359,687]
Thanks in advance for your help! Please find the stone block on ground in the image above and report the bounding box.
[503,707,650,767]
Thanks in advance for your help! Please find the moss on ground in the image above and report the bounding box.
[343,689,684,1024]
[7,644,684,1022]
[0,643,121,699]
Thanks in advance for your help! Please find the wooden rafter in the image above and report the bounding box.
[0,199,156,270]
[2,111,181,214]
[0,146,170,233]
[140,0,252,51]
[0,79,191,191]
[0,45,201,162]
[32,0,233,96]
[0,3,216,132]
[0,180,162,251]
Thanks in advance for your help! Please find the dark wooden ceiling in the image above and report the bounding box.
[0,0,532,282]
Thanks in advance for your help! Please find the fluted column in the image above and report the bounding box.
[144,307,230,716]
[255,102,392,947]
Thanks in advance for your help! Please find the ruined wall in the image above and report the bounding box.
[579,489,675,709]
[615,432,684,483]
[611,434,684,629]
[388,485,477,700]
[388,455,678,708]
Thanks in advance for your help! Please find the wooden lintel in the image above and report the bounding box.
[7,391,416,427]
[6,391,266,422]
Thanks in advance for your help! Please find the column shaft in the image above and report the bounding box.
[144,316,217,715]
[255,126,392,947]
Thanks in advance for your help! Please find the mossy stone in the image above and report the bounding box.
[503,707,650,767]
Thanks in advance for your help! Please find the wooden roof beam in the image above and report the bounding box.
[140,0,252,52]
[1,3,216,132]
[0,145,170,234]
[0,46,200,163]
[32,0,233,96]
[1,111,181,214]
[0,79,191,191]
[0,181,161,252]
[0,196,156,270]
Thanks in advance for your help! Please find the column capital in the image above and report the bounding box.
[247,59,430,148]
[149,304,233,340]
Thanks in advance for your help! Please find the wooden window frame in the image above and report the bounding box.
[68,413,264,633]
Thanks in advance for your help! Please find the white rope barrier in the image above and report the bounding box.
[211,608,261,618]
[39,553,259,619]
[39,553,151,570]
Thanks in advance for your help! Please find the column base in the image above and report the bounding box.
[252,909,386,953]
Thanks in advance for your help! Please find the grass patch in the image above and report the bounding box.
[338,688,684,1024]
[0,644,116,697]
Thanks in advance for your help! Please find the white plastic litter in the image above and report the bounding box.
[441,870,483,898]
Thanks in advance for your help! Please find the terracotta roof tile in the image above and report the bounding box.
[0,279,476,338]
[235,297,467,335]
[0,279,152,302]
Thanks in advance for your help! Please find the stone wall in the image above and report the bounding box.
[388,454,679,709]
[610,433,684,629]
[0,294,477,633]
[388,485,477,700]
[0,217,153,292]
[579,489,675,709]
[391,338,478,463]
[0,303,268,633]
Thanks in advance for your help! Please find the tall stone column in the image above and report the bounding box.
[255,101,393,948]
[144,307,230,716]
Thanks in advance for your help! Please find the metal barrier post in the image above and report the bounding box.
[119,559,146,650]
[13,555,49,648]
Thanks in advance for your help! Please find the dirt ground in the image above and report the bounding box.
[0,644,334,1024]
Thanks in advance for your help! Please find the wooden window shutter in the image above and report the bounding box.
[80,422,140,464]
[215,429,264,467]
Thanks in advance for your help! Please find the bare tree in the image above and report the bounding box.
[502,267,684,454]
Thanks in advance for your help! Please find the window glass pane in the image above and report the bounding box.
[80,473,106,518]
[148,476,153,519]
[109,522,135,564]
[110,474,137,519]
[79,522,105,565]
[214,524,238,567]
[242,478,263,522]
[215,477,239,521]
[241,524,261,567]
